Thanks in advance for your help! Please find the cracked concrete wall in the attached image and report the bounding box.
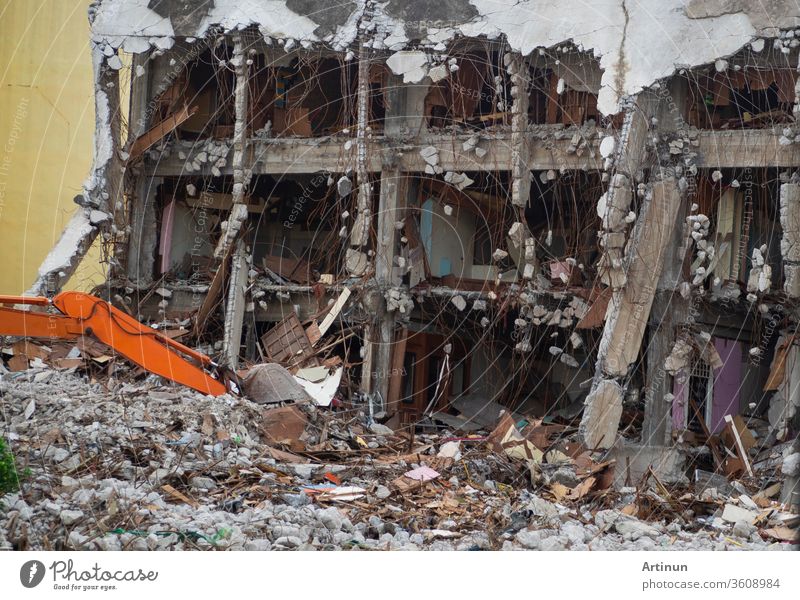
[92,0,800,115]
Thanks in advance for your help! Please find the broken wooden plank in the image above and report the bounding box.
[262,255,313,284]
[192,245,232,338]
[265,446,308,464]
[11,340,50,361]
[316,287,351,339]
[7,354,29,371]
[723,414,754,478]
[260,312,316,364]
[130,105,198,159]
[305,321,322,345]
[161,484,199,508]
[385,327,409,417]
[764,336,793,391]
[576,286,611,329]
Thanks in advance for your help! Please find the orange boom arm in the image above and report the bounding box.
[0,292,228,396]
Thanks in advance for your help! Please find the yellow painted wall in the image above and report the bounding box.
[0,0,105,294]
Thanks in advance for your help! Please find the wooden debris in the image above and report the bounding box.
[130,105,198,159]
[260,312,317,365]
[260,405,307,448]
[161,484,199,508]
[316,288,351,339]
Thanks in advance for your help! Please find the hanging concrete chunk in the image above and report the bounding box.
[444,171,474,190]
[337,176,353,197]
[345,248,369,276]
[508,222,525,248]
[451,295,467,311]
[244,363,313,405]
[386,50,429,83]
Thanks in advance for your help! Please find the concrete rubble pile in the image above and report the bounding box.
[0,363,795,551]
[3,0,800,551]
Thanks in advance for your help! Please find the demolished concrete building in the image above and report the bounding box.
[25,0,800,512]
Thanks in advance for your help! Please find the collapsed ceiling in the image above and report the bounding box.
[90,0,800,114]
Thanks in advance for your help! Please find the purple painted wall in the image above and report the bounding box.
[710,338,742,433]
[671,338,743,434]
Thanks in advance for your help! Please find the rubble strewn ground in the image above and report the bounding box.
[1,367,796,551]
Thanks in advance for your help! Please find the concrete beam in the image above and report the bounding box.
[148,128,800,174]
[147,130,602,177]
[581,178,683,449]
[603,179,683,376]
[696,130,800,168]
[642,195,689,445]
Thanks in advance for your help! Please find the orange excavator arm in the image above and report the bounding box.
[0,292,229,396]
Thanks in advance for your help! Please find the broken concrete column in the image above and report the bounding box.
[775,337,800,508]
[507,52,531,209]
[350,41,372,249]
[383,72,426,137]
[214,34,250,258]
[113,52,150,276]
[769,339,800,441]
[345,248,369,276]
[616,92,658,180]
[507,220,538,279]
[506,51,538,283]
[597,174,633,289]
[126,177,160,286]
[370,159,403,403]
[642,196,689,445]
[26,209,99,297]
[780,183,800,297]
[610,441,688,487]
[222,239,248,368]
[580,178,683,449]
[375,163,402,283]
[581,380,625,449]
